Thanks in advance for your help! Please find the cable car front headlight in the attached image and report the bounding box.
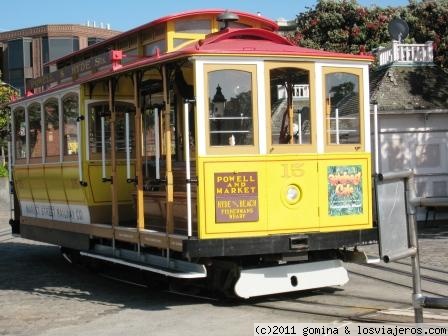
[285,184,301,205]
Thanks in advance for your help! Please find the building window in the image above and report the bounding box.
[13,107,26,161]
[44,98,59,159]
[23,39,33,68]
[7,39,27,94]
[28,103,42,159]
[207,69,254,147]
[42,37,80,64]
[63,94,79,157]
[88,37,105,46]
[325,72,361,145]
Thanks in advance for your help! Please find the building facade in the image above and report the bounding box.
[0,24,120,95]
[371,41,448,206]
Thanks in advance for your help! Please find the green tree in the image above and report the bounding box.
[0,72,19,162]
[404,0,448,67]
[288,0,448,68]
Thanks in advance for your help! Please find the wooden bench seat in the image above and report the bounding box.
[138,161,198,235]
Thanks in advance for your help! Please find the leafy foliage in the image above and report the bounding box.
[0,80,19,149]
[0,165,8,177]
[288,0,448,68]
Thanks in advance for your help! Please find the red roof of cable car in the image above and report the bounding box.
[12,26,373,104]
[183,28,373,60]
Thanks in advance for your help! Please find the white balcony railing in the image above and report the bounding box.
[277,84,310,100]
[376,41,433,67]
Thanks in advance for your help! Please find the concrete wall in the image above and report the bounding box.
[0,177,10,210]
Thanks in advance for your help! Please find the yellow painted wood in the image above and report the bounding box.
[266,157,319,232]
[163,65,174,234]
[134,72,145,230]
[44,164,67,203]
[264,62,317,154]
[201,159,268,237]
[62,163,89,204]
[317,153,372,229]
[322,67,365,153]
[203,64,259,156]
[28,165,49,202]
[13,166,32,201]
[197,153,372,239]
[109,79,119,227]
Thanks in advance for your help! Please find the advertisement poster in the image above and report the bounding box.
[328,165,363,216]
[214,172,259,223]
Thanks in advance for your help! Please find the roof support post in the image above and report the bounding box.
[108,78,119,248]
[162,65,174,237]
[133,72,144,233]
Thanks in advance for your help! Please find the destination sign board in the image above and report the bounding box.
[214,172,259,223]
[27,51,113,90]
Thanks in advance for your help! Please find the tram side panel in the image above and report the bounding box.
[317,154,372,232]
[198,154,372,239]
[13,166,36,218]
[45,164,70,222]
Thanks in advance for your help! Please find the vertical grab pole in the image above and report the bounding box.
[335,108,340,145]
[373,104,380,174]
[125,111,131,180]
[298,111,302,144]
[183,101,192,238]
[406,174,424,323]
[101,115,107,180]
[144,110,148,178]
[154,108,160,180]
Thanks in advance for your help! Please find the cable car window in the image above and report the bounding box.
[208,70,254,147]
[44,98,59,159]
[144,40,167,56]
[174,19,211,34]
[325,72,360,145]
[13,107,26,161]
[28,103,42,159]
[63,94,79,157]
[269,68,311,145]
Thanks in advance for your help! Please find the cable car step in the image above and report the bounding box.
[234,259,348,299]
[80,247,206,279]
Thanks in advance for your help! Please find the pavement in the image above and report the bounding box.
[0,179,447,336]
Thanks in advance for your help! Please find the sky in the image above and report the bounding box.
[0,0,411,32]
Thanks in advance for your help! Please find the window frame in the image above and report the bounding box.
[203,63,259,155]
[43,97,60,162]
[27,102,43,163]
[264,61,316,154]
[12,107,27,164]
[62,93,79,162]
[323,67,364,153]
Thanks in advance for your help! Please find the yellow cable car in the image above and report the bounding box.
[8,10,376,298]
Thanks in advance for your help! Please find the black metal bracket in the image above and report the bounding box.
[127,176,138,184]
[149,102,166,111]
[79,181,88,187]
[184,98,196,104]
[186,176,198,185]
[99,110,111,118]
[76,115,85,122]
[102,177,113,183]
